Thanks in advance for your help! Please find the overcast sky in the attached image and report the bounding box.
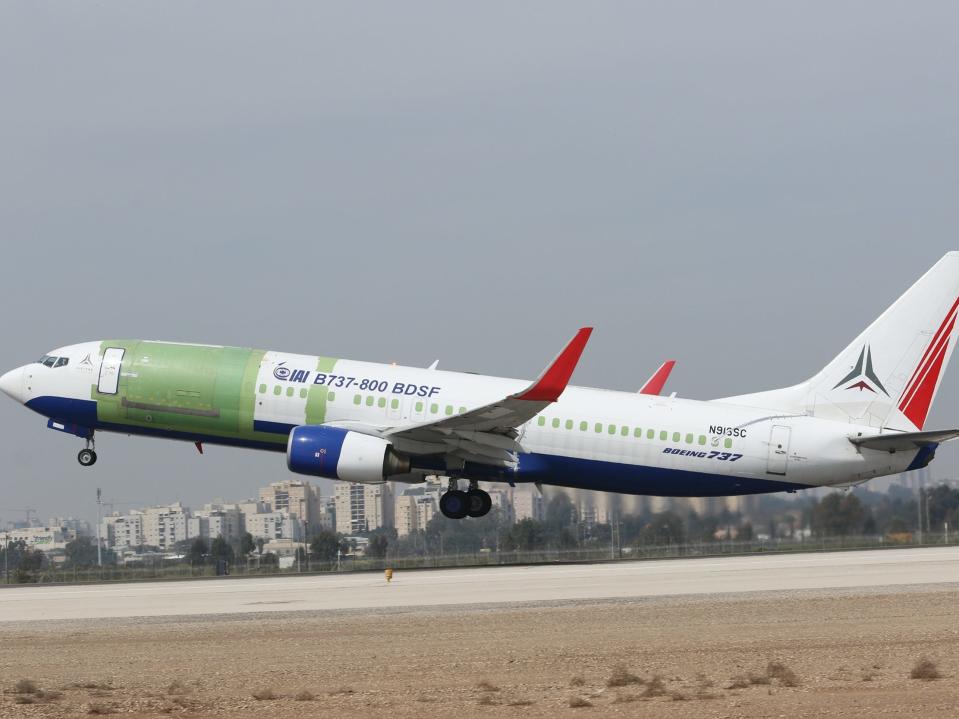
[1,2,958,525]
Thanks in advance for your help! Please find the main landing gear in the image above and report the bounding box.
[439,479,492,520]
[77,436,97,467]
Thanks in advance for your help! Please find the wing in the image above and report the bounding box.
[638,360,675,395]
[382,327,593,469]
[849,428,959,452]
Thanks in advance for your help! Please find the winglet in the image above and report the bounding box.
[514,327,593,402]
[639,360,675,395]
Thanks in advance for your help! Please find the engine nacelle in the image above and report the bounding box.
[286,425,410,484]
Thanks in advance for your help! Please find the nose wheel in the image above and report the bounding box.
[78,436,97,467]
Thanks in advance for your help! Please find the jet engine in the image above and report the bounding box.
[286,425,410,483]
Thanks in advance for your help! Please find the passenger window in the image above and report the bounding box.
[552,418,560,428]
[328,392,336,402]
[580,421,588,431]
[698,435,706,445]
[445,405,454,415]
[659,430,667,441]
[366,396,374,406]
[537,416,546,426]
[258,384,267,394]
[415,401,423,412]
[391,399,399,409]
[724,438,733,449]
[595,423,603,433]
[621,426,629,437]
[647,429,655,439]
[634,428,642,438]
[274,386,282,396]
[685,433,693,444]
[300,388,308,399]
[353,394,362,405]
[378,397,387,408]
[672,432,681,442]
[608,424,617,435]
[459,406,466,414]
[565,419,573,430]
[286,387,294,397]
[430,403,439,414]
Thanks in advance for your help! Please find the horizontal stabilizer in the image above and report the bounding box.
[849,429,959,452]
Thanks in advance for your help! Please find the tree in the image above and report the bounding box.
[64,536,99,567]
[501,519,546,551]
[545,494,576,529]
[366,534,389,559]
[811,492,866,536]
[188,537,208,564]
[210,535,235,563]
[310,531,342,566]
[239,532,256,557]
[637,511,686,546]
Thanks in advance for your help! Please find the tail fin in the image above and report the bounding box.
[722,252,959,430]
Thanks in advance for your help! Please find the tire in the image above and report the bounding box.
[78,449,97,467]
[466,489,492,518]
[439,489,469,519]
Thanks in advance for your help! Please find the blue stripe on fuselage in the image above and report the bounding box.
[26,395,812,496]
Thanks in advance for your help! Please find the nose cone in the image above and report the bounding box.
[0,366,25,404]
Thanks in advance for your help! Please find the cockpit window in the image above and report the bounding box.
[37,355,69,368]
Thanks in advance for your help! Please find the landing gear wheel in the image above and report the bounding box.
[466,489,492,518]
[77,449,97,467]
[440,489,469,519]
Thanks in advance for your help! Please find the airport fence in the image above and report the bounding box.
[3,531,956,585]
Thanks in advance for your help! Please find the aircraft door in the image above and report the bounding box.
[97,348,125,395]
[766,425,791,475]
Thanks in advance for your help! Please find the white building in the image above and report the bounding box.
[101,512,145,549]
[334,482,394,534]
[141,503,190,550]
[245,511,296,542]
[512,485,545,521]
[188,504,243,542]
[6,526,69,551]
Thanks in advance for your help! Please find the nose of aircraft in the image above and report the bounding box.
[0,366,26,404]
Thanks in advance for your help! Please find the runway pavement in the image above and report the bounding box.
[2,546,957,622]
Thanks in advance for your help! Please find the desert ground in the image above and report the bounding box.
[1,584,957,718]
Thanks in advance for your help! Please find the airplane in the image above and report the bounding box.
[2,253,959,520]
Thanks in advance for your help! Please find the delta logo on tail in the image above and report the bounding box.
[832,345,888,396]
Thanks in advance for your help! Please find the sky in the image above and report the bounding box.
[1,2,958,525]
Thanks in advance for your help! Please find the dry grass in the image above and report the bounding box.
[252,687,279,701]
[165,680,190,695]
[87,704,115,715]
[767,662,800,687]
[294,689,315,701]
[72,681,113,690]
[476,680,500,692]
[329,686,355,695]
[910,657,942,681]
[14,678,38,694]
[507,698,535,706]
[641,675,668,698]
[606,664,643,687]
[727,675,751,689]
[569,695,593,708]
[569,675,586,687]
[611,692,640,703]
[476,693,498,706]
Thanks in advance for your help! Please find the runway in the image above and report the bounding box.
[2,546,958,622]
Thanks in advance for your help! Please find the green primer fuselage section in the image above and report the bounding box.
[92,341,286,447]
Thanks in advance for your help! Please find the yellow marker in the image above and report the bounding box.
[384,568,393,583]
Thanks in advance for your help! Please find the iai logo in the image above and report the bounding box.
[273,363,292,381]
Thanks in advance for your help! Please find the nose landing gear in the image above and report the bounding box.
[439,479,492,519]
[77,437,97,467]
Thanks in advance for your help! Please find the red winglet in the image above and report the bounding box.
[515,327,593,402]
[639,360,675,395]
